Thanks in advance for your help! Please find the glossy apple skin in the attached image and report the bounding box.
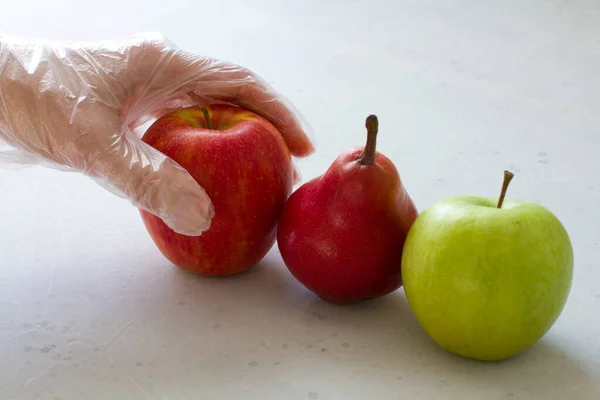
[276,148,418,304]
[139,104,294,276]
[401,196,574,361]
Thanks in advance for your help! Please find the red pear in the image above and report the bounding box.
[277,115,418,304]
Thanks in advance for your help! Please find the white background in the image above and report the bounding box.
[1,0,599,399]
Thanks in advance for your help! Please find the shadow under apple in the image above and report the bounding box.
[158,251,599,399]
[28,247,595,400]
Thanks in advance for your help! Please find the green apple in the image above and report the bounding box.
[401,171,574,361]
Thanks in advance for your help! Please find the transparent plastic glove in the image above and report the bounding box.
[0,32,314,236]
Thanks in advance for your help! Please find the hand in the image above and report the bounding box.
[0,33,314,236]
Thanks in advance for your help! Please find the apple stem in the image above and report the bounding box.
[497,170,515,209]
[198,105,212,129]
[359,115,379,165]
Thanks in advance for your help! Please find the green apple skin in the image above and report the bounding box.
[401,195,574,361]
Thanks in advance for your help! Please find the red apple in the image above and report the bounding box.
[139,104,294,276]
[277,115,418,303]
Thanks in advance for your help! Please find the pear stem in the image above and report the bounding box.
[497,170,515,208]
[198,105,212,129]
[359,115,379,165]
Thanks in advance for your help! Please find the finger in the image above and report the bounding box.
[164,52,315,158]
[88,132,215,236]
[203,62,315,158]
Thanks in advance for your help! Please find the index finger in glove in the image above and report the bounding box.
[162,52,315,158]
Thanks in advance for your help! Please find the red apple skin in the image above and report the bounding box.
[276,147,418,303]
[139,104,294,276]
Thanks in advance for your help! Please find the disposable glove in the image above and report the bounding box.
[0,32,314,236]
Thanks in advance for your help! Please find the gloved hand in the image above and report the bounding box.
[0,32,314,236]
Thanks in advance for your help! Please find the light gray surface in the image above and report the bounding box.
[1,1,599,399]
